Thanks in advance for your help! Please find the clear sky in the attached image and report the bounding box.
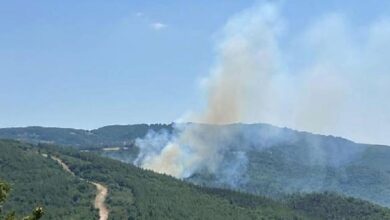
[1,0,390,129]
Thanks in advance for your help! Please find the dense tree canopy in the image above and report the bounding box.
[0,179,44,220]
[2,139,390,219]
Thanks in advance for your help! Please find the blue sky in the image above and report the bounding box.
[1,0,389,129]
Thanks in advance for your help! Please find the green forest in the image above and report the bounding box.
[1,139,390,219]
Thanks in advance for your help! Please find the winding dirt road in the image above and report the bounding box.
[45,155,109,220]
[91,182,109,220]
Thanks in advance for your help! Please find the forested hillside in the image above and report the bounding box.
[2,123,390,208]
[184,124,390,207]
[0,124,172,149]
[2,140,390,219]
[0,140,97,219]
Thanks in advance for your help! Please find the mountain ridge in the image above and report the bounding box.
[0,122,380,148]
[2,123,390,208]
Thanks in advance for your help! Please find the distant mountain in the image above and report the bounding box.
[182,124,390,207]
[0,124,172,149]
[89,123,390,208]
[2,139,390,219]
[2,123,390,208]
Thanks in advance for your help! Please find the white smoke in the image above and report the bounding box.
[135,2,390,179]
[135,3,283,179]
[284,14,390,145]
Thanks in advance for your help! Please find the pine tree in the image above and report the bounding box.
[0,180,44,220]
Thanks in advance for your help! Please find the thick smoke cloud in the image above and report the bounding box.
[135,2,390,180]
[135,3,282,180]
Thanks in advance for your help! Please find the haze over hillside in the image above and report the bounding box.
[2,123,390,208]
[1,0,390,219]
[2,139,390,219]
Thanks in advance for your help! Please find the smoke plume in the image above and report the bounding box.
[135,2,390,180]
[135,3,282,180]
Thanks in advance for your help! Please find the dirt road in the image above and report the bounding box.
[47,155,109,220]
[91,182,109,220]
